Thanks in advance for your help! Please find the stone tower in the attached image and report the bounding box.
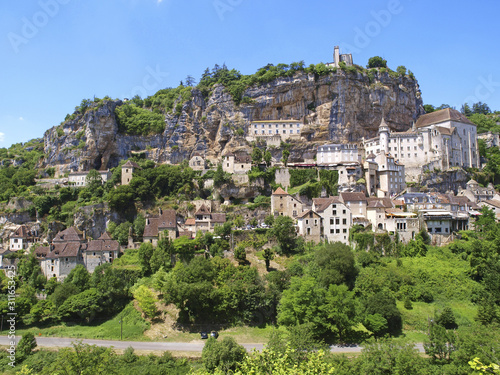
[121,160,140,185]
[378,118,390,154]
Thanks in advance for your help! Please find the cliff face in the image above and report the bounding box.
[42,69,424,172]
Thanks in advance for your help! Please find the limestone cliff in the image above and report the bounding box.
[42,69,424,172]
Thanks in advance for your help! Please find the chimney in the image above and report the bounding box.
[83,230,86,241]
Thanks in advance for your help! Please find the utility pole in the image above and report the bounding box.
[120,317,123,341]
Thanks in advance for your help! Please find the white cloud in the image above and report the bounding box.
[0,133,5,143]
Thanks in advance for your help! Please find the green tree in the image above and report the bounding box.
[50,283,80,308]
[424,322,456,362]
[314,242,357,289]
[214,164,230,187]
[251,147,263,164]
[323,284,357,341]
[234,244,247,265]
[263,150,272,167]
[17,333,37,361]
[150,237,174,273]
[58,288,103,323]
[202,337,247,373]
[271,215,299,255]
[85,169,103,190]
[282,149,290,167]
[367,56,387,68]
[133,285,158,319]
[436,307,458,329]
[138,242,154,276]
[64,264,90,292]
[133,214,146,241]
[264,214,274,227]
[396,65,407,75]
[364,313,388,338]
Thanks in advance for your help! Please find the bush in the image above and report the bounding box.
[202,337,247,373]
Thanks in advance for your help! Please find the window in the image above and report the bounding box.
[335,218,340,224]
[343,218,347,225]
[336,229,340,234]
[306,220,309,224]
[343,229,347,233]
[330,219,334,225]
[330,229,334,234]
[333,210,337,215]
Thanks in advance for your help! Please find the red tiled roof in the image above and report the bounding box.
[185,218,196,226]
[416,108,475,128]
[273,187,288,195]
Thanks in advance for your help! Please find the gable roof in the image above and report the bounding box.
[211,213,226,223]
[143,218,159,238]
[158,209,177,229]
[53,227,83,243]
[416,108,475,128]
[435,126,455,136]
[340,192,367,202]
[10,225,29,238]
[86,233,120,252]
[367,197,393,208]
[195,204,211,215]
[185,218,196,226]
[272,187,288,195]
[46,242,84,259]
[312,196,342,212]
[297,209,321,219]
[122,160,141,169]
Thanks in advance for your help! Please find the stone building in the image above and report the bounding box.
[39,227,86,281]
[317,144,360,164]
[9,224,40,251]
[297,210,322,243]
[326,46,353,68]
[271,187,303,218]
[143,209,178,245]
[248,120,302,141]
[84,232,120,273]
[312,196,352,245]
[366,198,394,231]
[384,209,419,242]
[68,170,112,187]
[182,204,226,236]
[189,152,206,171]
[363,109,480,180]
[457,179,495,203]
[222,152,252,174]
[121,160,140,185]
[364,151,406,197]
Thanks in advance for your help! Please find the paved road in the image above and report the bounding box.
[0,336,425,354]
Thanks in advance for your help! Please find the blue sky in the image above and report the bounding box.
[1,0,499,148]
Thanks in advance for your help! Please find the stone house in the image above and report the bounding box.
[478,199,500,220]
[312,196,352,245]
[84,232,120,273]
[457,179,496,203]
[271,187,303,218]
[384,209,420,243]
[143,209,178,246]
[9,224,40,251]
[189,152,206,171]
[366,198,394,231]
[297,210,322,243]
[68,170,112,187]
[222,152,252,174]
[121,160,141,185]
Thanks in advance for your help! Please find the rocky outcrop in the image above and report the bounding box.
[420,168,470,194]
[42,69,424,173]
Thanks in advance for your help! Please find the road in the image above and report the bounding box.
[0,336,425,354]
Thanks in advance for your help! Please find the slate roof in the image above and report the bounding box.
[435,126,455,136]
[483,199,500,209]
[53,227,84,242]
[416,108,475,128]
[34,245,49,258]
[143,218,159,238]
